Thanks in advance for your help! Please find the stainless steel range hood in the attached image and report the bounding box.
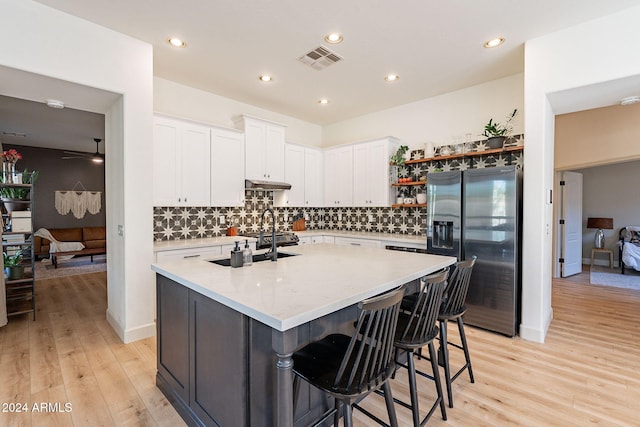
[244,179,292,190]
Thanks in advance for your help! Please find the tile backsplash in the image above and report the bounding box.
[153,193,426,241]
[153,137,523,242]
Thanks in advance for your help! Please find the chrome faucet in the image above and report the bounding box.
[260,207,277,261]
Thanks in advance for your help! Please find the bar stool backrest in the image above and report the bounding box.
[397,269,449,346]
[333,285,405,395]
[440,256,477,317]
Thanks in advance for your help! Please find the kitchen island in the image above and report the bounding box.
[151,243,455,427]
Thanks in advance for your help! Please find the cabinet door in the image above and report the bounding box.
[335,146,353,206]
[190,291,247,426]
[367,139,392,206]
[324,146,352,206]
[153,118,180,206]
[352,143,370,206]
[181,123,211,206]
[265,124,285,181]
[283,144,305,206]
[304,148,323,207]
[157,275,190,403]
[211,128,245,206]
[244,119,266,180]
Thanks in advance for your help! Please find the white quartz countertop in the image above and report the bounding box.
[153,229,426,252]
[151,243,454,332]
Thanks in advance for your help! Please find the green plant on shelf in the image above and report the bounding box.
[4,249,27,267]
[390,145,409,166]
[483,109,518,138]
[0,169,39,199]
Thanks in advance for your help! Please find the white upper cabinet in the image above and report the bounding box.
[280,144,305,206]
[276,144,324,207]
[304,147,323,206]
[153,116,211,206]
[211,127,245,207]
[324,145,353,206]
[353,137,398,207]
[236,115,285,182]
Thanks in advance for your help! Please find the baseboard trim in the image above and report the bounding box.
[106,309,155,344]
[519,308,553,343]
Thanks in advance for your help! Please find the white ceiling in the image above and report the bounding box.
[3,0,640,153]
[32,0,640,125]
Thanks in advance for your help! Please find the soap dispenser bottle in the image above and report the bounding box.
[230,241,244,268]
[243,239,253,266]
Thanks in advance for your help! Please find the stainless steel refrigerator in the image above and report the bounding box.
[427,166,522,336]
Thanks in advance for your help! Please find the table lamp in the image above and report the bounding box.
[587,217,613,249]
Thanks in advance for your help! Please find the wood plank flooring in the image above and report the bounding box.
[0,272,185,427]
[1,267,639,426]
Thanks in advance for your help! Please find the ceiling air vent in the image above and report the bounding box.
[297,45,343,70]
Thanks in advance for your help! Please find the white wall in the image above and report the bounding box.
[154,78,323,147]
[1,0,154,342]
[523,5,640,342]
[576,160,640,264]
[322,74,524,148]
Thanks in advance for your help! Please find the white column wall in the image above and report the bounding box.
[522,5,640,342]
[1,0,154,342]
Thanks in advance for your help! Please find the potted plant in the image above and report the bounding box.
[390,145,409,166]
[483,109,518,149]
[4,249,26,280]
[0,169,38,213]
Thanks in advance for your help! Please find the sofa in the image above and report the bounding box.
[34,227,106,264]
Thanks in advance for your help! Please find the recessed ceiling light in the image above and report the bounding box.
[318,99,329,105]
[168,37,186,48]
[259,75,272,82]
[45,99,64,109]
[621,95,640,106]
[484,37,505,48]
[324,33,343,44]
[384,74,400,82]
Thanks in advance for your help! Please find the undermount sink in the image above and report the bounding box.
[209,251,299,267]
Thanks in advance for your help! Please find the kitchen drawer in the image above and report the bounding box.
[333,237,381,248]
[156,246,222,263]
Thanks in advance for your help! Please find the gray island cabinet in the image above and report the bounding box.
[152,243,455,427]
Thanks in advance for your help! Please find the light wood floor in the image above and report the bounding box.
[1,268,639,426]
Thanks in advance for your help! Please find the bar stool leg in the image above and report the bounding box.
[382,380,399,427]
[438,319,454,408]
[406,350,421,427]
[457,317,474,383]
[428,341,447,420]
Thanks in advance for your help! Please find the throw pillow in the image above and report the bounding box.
[630,230,640,243]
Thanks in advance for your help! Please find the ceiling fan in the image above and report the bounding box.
[62,138,104,164]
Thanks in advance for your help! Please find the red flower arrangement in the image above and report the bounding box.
[1,149,22,164]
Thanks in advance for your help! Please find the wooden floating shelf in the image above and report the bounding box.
[391,180,426,187]
[391,203,427,209]
[404,145,523,164]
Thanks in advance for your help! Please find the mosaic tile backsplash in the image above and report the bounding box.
[153,137,523,242]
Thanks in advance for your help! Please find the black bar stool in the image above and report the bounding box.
[292,285,405,427]
[393,269,449,426]
[438,256,477,408]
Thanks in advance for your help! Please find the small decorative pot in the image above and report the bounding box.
[5,265,25,280]
[416,193,427,204]
[486,136,506,149]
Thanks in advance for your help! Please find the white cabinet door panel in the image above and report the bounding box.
[153,120,180,206]
[181,124,211,206]
[211,128,245,207]
[304,148,323,206]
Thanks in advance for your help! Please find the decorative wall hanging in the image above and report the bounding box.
[55,181,102,219]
